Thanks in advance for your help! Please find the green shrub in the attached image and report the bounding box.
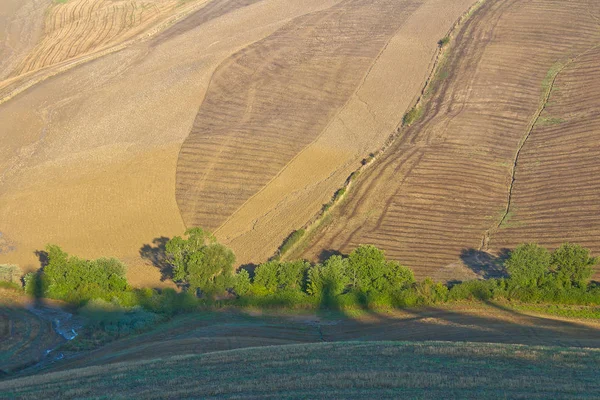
[0,264,22,285]
[278,229,306,256]
[550,243,597,289]
[252,260,310,295]
[307,255,350,298]
[233,269,251,296]
[449,280,495,301]
[402,106,423,127]
[165,228,235,296]
[438,36,450,47]
[416,278,448,304]
[505,243,551,287]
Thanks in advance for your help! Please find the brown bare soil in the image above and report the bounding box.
[299,0,600,280]
[491,46,600,264]
[0,0,475,284]
[0,0,340,286]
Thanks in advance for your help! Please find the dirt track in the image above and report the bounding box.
[300,0,600,280]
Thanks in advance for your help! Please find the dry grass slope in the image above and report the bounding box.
[11,0,190,76]
[300,0,600,280]
[2,341,600,399]
[175,0,423,230]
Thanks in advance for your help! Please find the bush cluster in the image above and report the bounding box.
[15,238,600,315]
[449,243,600,304]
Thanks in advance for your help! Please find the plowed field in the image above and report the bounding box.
[299,0,600,280]
[0,0,342,285]
[0,0,475,282]
[491,46,600,255]
[13,0,191,76]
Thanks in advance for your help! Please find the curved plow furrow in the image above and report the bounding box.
[11,0,190,76]
[491,46,600,260]
[300,0,600,279]
[176,0,424,231]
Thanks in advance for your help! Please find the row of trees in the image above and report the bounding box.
[24,228,599,310]
[25,245,129,304]
[164,229,599,307]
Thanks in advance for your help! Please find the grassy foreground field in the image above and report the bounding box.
[2,341,600,399]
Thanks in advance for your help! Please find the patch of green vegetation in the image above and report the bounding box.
[499,210,524,229]
[536,116,566,126]
[402,105,423,126]
[277,229,306,257]
[54,0,68,4]
[0,281,22,290]
[542,61,565,95]
[511,303,600,319]
[438,36,450,47]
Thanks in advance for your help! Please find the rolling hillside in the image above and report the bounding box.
[0,0,475,283]
[299,0,600,280]
[2,341,599,399]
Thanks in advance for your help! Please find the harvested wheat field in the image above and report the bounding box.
[0,0,343,285]
[0,0,476,284]
[8,303,600,377]
[3,342,600,399]
[179,0,476,265]
[2,303,600,398]
[299,0,600,281]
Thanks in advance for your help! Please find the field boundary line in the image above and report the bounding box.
[480,41,600,251]
[278,0,488,260]
[210,1,421,237]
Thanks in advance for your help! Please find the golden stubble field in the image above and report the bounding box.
[300,0,600,280]
[0,0,476,286]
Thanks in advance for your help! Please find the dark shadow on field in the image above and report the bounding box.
[4,296,600,380]
[139,237,172,281]
[238,263,257,279]
[317,249,343,264]
[318,301,600,349]
[460,248,510,279]
[34,250,49,268]
[30,251,50,307]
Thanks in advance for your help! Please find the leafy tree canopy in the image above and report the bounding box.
[505,243,551,287]
[550,243,598,288]
[165,228,235,294]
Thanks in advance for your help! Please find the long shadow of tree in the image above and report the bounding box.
[460,248,511,279]
[139,237,172,281]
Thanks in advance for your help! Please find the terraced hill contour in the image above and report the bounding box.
[0,0,475,280]
[299,0,600,280]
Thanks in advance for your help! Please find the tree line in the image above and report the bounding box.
[22,228,600,311]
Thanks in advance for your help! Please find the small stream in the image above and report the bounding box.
[26,305,82,361]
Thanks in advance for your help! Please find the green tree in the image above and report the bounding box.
[307,255,350,297]
[232,269,251,296]
[550,243,597,288]
[41,245,128,303]
[347,245,386,291]
[505,243,551,287]
[253,260,310,294]
[346,245,412,293]
[165,228,235,294]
